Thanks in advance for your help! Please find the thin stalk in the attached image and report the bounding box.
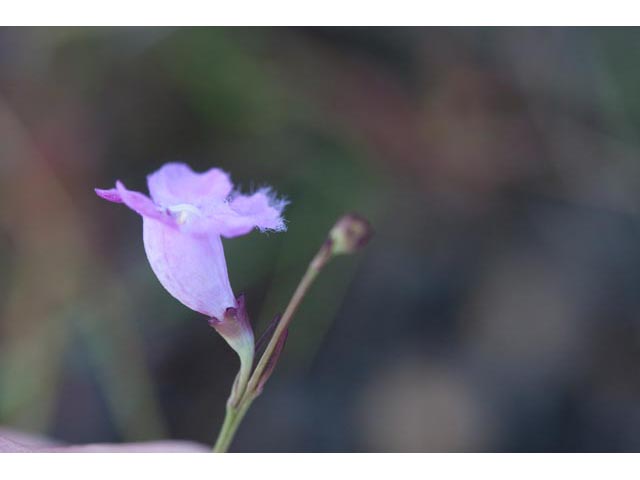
[227,349,254,407]
[212,399,253,453]
[212,240,333,452]
[246,241,332,396]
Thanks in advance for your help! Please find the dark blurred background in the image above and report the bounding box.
[1,27,640,452]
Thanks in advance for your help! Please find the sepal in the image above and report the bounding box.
[254,319,288,396]
[209,295,255,405]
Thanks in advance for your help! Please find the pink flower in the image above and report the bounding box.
[95,162,286,323]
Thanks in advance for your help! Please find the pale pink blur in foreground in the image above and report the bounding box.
[0,428,208,453]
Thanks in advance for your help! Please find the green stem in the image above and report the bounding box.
[211,240,334,452]
[212,398,254,452]
[227,349,253,407]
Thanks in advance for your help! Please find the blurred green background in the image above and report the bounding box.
[2,27,640,451]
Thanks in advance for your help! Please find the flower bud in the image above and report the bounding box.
[328,213,373,256]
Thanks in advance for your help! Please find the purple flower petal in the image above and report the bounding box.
[143,217,236,319]
[147,162,233,207]
[95,187,124,203]
[96,181,172,225]
[208,189,287,238]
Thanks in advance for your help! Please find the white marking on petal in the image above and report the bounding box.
[167,203,202,225]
